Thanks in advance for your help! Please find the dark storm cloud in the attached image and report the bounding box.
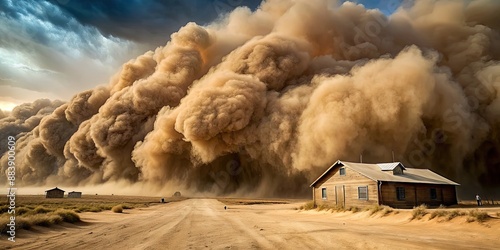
[0,0,139,104]
[51,0,262,46]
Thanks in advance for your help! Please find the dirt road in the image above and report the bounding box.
[5,199,500,249]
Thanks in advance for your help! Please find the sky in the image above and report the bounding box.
[0,0,404,111]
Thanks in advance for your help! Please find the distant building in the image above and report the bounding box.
[45,187,65,198]
[68,191,82,198]
[310,160,459,209]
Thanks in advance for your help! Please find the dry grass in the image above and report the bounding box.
[446,210,466,221]
[364,205,383,215]
[428,209,466,221]
[347,206,360,213]
[0,195,177,236]
[0,195,166,215]
[55,209,81,223]
[34,206,53,214]
[466,210,490,223]
[217,198,290,206]
[381,206,394,216]
[429,210,448,220]
[112,205,123,213]
[411,204,428,220]
[299,201,316,210]
[0,209,80,235]
[317,203,332,211]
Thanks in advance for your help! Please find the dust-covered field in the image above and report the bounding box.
[0,195,183,236]
[1,197,499,249]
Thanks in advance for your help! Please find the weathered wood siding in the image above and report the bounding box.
[380,182,457,208]
[68,192,82,198]
[313,166,378,207]
[46,190,64,198]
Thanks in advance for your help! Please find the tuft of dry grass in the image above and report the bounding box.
[365,205,384,215]
[0,209,81,235]
[112,205,123,213]
[347,206,360,213]
[446,210,466,221]
[429,210,448,220]
[300,201,316,210]
[411,204,428,220]
[466,210,489,223]
[34,206,53,214]
[16,207,30,215]
[55,209,81,223]
[317,204,331,211]
[381,206,393,216]
[0,195,168,236]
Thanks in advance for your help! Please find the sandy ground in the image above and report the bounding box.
[2,199,500,249]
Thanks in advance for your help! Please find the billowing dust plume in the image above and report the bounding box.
[1,0,500,198]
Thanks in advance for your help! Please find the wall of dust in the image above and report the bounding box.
[1,0,499,199]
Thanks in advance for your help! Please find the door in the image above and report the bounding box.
[335,185,345,207]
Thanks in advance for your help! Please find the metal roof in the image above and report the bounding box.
[45,187,65,192]
[310,160,459,187]
[377,162,406,171]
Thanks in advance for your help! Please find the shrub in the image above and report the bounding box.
[411,204,428,220]
[0,205,9,214]
[16,217,32,230]
[34,206,53,214]
[121,204,133,209]
[302,201,315,210]
[30,214,53,227]
[467,210,489,223]
[55,209,81,223]
[112,205,123,213]
[381,206,393,216]
[317,204,331,211]
[365,205,384,215]
[350,206,360,213]
[446,210,465,221]
[16,207,31,215]
[333,206,344,212]
[429,210,448,220]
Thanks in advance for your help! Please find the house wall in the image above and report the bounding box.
[313,165,378,207]
[46,190,64,198]
[68,192,82,198]
[380,182,457,208]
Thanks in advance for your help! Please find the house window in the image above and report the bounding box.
[430,188,437,200]
[358,186,368,200]
[396,187,405,201]
[339,168,346,176]
[322,188,327,199]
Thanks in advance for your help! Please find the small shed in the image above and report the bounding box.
[68,191,82,198]
[310,160,459,209]
[45,187,65,198]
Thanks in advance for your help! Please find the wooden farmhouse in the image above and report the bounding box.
[45,187,65,198]
[310,160,459,208]
[68,191,82,198]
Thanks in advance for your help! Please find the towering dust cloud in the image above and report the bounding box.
[1,0,500,197]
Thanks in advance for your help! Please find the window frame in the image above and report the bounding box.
[430,188,437,200]
[358,186,368,200]
[339,167,346,176]
[321,187,327,199]
[396,187,406,201]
